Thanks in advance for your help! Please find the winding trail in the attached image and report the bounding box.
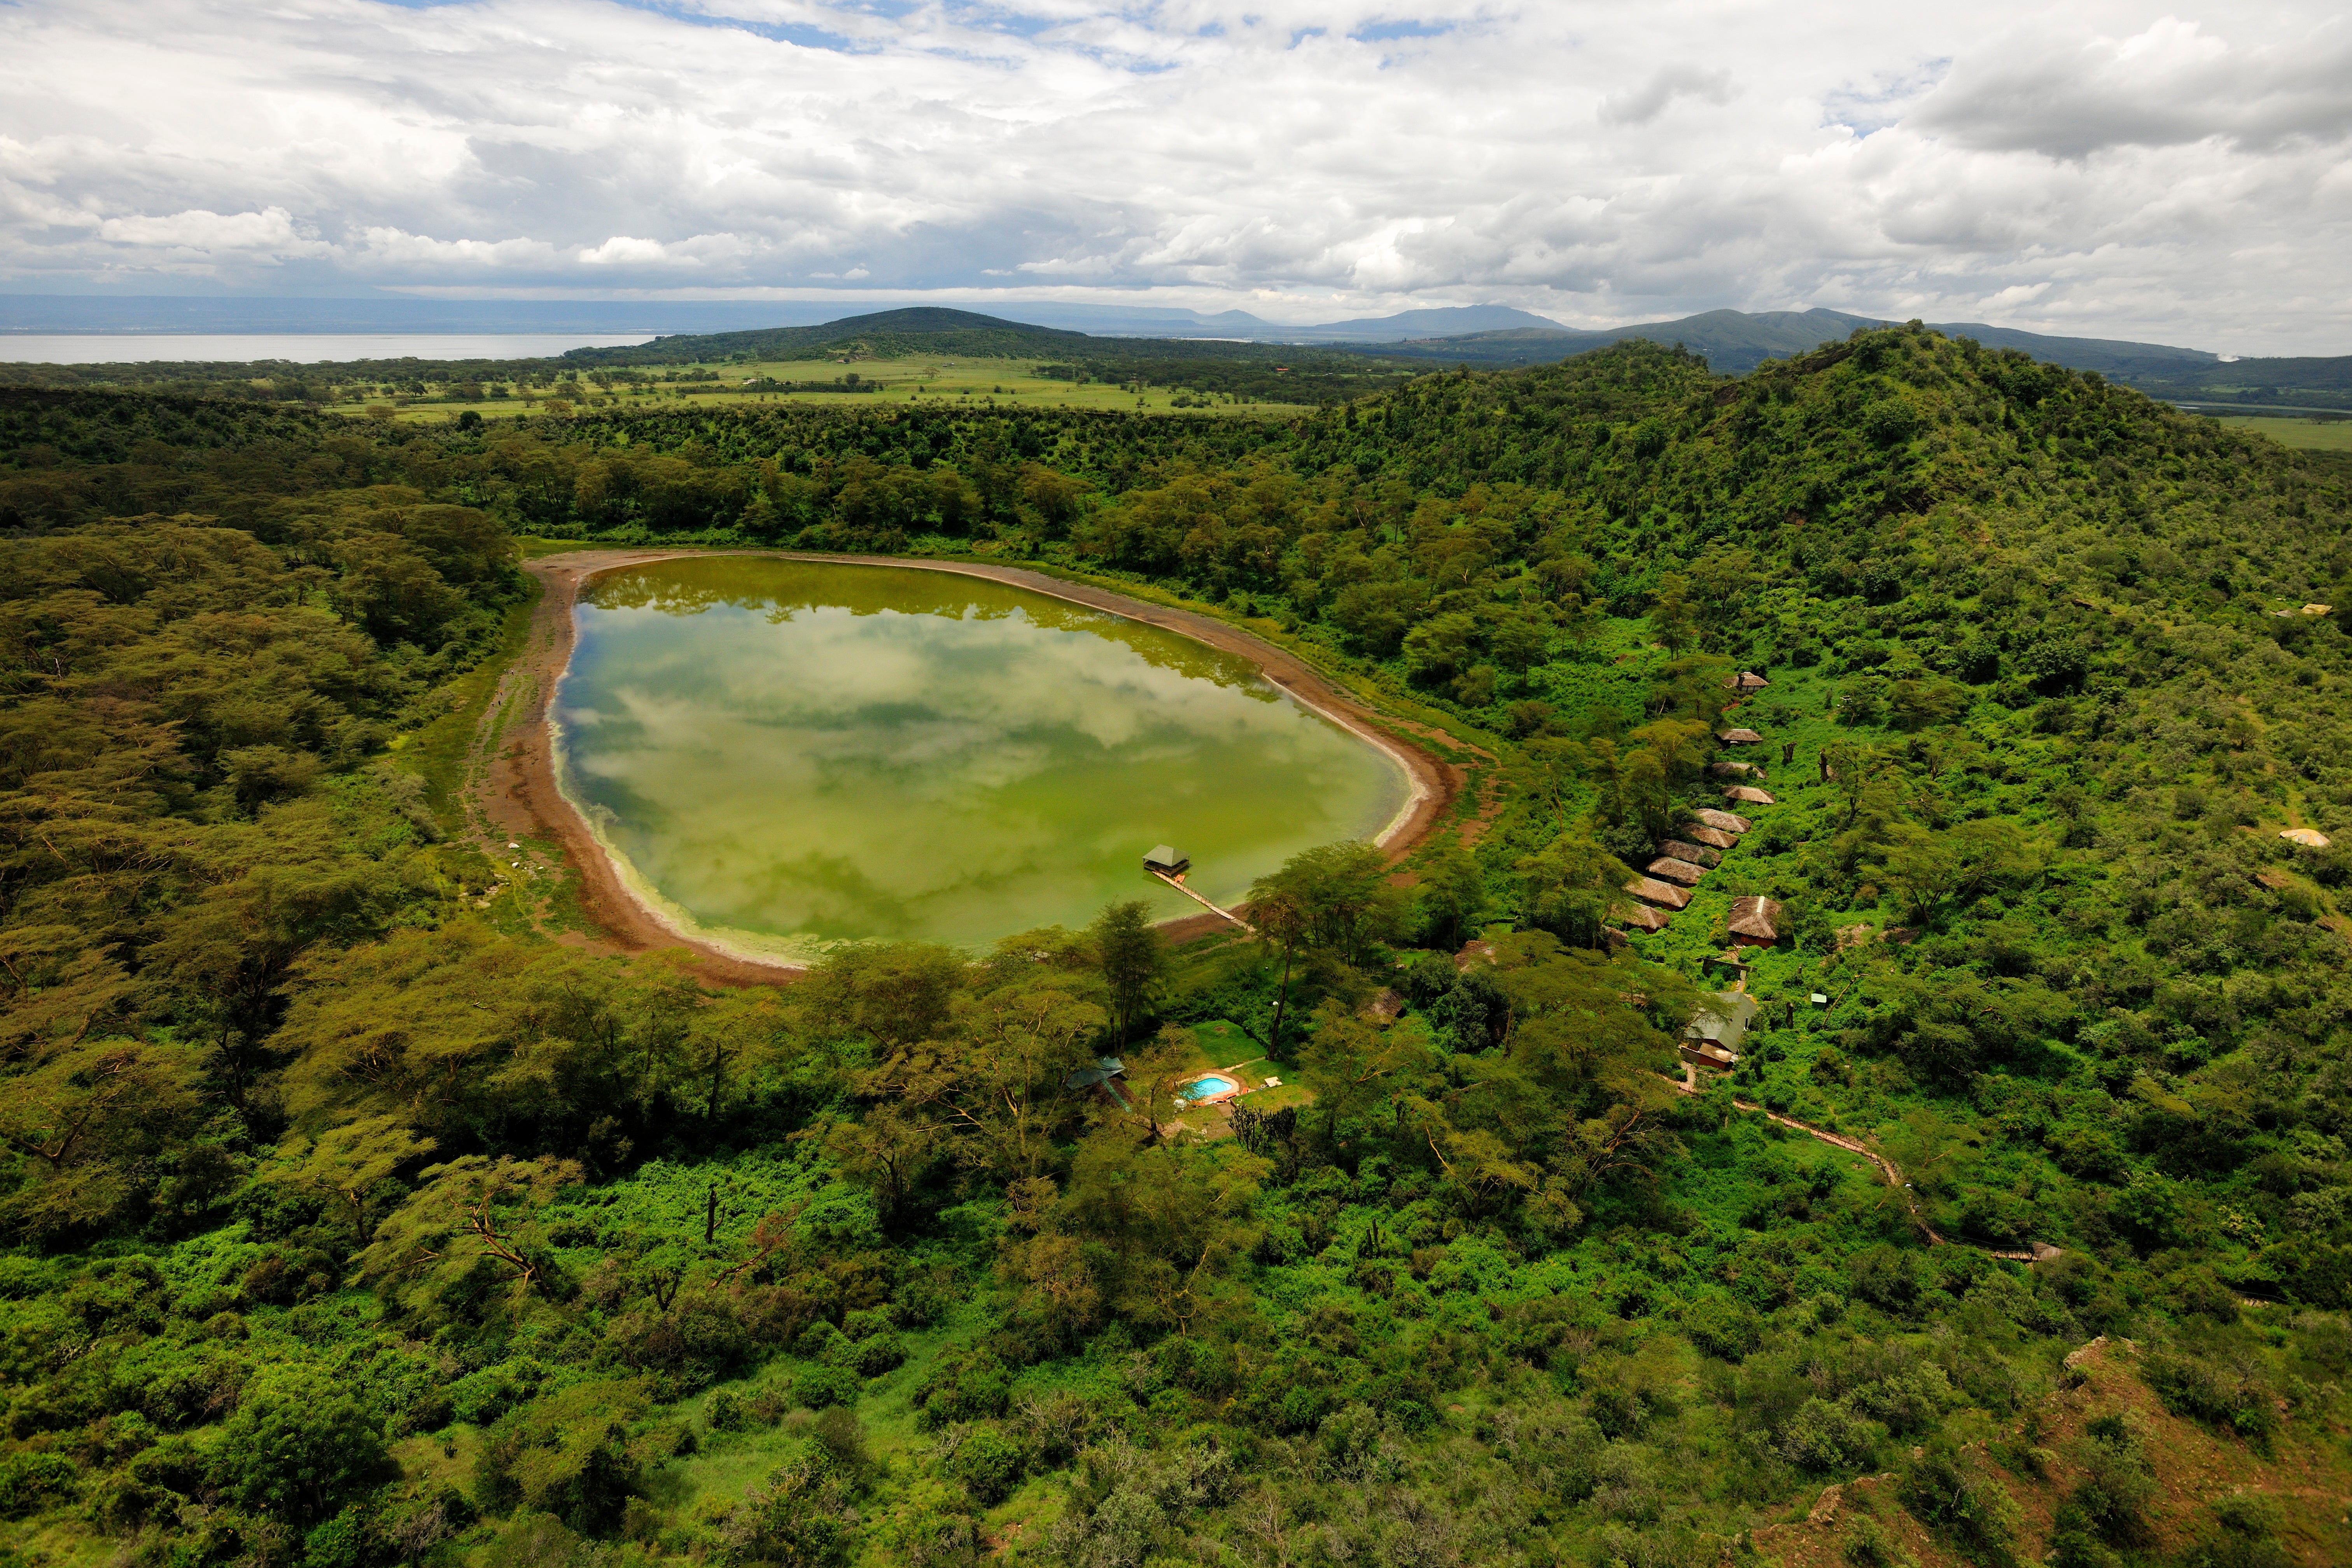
[1661,1067,2054,1264]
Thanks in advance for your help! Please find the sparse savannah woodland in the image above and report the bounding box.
[1,324,2350,1568]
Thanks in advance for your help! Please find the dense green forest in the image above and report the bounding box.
[2,323,2348,1568]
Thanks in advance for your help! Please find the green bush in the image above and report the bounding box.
[1778,1397,1879,1473]
[1683,1292,1762,1361]
[2140,1350,2277,1447]
[2173,1496,2292,1568]
[795,1364,862,1411]
[912,1346,1010,1430]
[707,1386,750,1432]
[1897,1442,2021,1564]
[0,1452,76,1518]
[947,1423,1025,1505]
[206,1367,390,1526]
[839,1330,908,1378]
[732,1444,854,1567]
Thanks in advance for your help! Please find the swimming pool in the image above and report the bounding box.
[1180,1074,1237,1101]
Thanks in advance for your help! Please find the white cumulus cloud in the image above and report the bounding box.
[0,0,2343,352]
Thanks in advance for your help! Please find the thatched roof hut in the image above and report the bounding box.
[1710,760,1759,777]
[1694,808,1751,834]
[1725,896,1784,945]
[1678,824,1738,850]
[1656,838,1722,868]
[1723,785,1776,805]
[1645,857,1707,887]
[1623,876,1692,911]
[1616,903,1672,933]
[1725,670,1771,692]
[1718,728,1763,745]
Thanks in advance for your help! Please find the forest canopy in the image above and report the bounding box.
[1,324,2348,1568]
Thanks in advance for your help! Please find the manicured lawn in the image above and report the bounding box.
[1189,1019,1260,1068]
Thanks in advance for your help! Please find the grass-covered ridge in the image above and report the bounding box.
[0,324,2348,1567]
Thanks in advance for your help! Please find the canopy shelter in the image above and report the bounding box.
[1143,845,1191,875]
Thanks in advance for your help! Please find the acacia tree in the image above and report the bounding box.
[356,1153,583,1308]
[1090,900,1164,1044]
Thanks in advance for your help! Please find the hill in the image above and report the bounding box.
[1341,306,2352,411]
[1,326,2349,1567]
[558,305,1092,366]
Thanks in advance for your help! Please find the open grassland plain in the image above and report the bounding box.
[312,354,1318,426]
[2208,413,2352,451]
[2,323,2351,1568]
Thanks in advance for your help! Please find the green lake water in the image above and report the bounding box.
[555,558,1414,958]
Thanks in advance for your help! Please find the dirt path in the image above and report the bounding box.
[471,548,1467,984]
[1662,1068,2054,1263]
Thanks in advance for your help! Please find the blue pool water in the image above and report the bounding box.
[1181,1075,1237,1100]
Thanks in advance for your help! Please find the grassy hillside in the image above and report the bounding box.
[0,323,2348,1568]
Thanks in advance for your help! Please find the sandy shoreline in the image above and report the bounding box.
[473,548,1464,984]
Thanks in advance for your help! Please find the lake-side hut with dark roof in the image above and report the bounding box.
[1143,845,1191,875]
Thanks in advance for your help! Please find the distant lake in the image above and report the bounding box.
[555,558,1413,959]
[0,334,651,364]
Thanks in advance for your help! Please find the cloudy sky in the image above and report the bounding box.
[2,0,2347,350]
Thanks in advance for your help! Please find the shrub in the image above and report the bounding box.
[1682,1293,1762,1361]
[2174,1496,2292,1568]
[730,1443,854,1567]
[948,1423,1025,1505]
[913,1346,1010,1430]
[2140,1349,2277,1447]
[1844,1514,1920,1568]
[796,1364,862,1411]
[707,1387,749,1432]
[1897,1443,2021,1564]
[472,1379,644,1535]
[1778,1398,1879,1473]
[0,1451,77,1518]
[840,1331,908,1378]
[207,1367,391,1526]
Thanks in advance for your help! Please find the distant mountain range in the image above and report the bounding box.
[5,296,2344,411]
